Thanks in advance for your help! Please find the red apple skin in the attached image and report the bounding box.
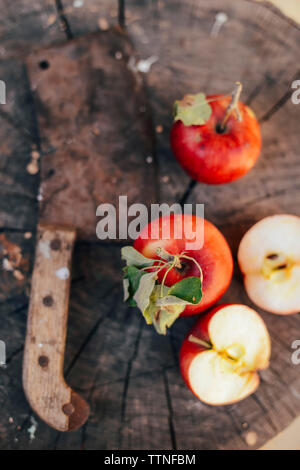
[170,94,261,184]
[179,304,231,397]
[133,215,233,316]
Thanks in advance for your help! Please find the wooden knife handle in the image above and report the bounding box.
[23,224,90,432]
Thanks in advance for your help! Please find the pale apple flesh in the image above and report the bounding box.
[188,351,260,405]
[238,214,300,315]
[180,304,271,406]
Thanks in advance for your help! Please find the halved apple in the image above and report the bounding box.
[179,304,271,405]
[238,214,300,314]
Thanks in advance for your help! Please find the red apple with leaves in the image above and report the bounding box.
[170,82,261,184]
[180,304,271,405]
[121,214,233,334]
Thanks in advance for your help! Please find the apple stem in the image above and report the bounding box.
[220,81,243,131]
[156,250,203,299]
[160,262,175,297]
[156,247,174,262]
[188,334,211,349]
[180,254,203,283]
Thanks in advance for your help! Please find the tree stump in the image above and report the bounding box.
[0,0,300,450]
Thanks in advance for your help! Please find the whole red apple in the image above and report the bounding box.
[133,214,233,316]
[180,304,271,405]
[170,85,261,184]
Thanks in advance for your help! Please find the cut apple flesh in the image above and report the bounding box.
[188,305,270,405]
[238,215,300,314]
[189,350,259,405]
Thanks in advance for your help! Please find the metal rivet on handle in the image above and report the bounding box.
[43,295,53,307]
[38,355,49,368]
[39,60,49,70]
[62,403,75,416]
[50,239,61,251]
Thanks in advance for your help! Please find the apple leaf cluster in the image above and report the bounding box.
[122,246,202,334]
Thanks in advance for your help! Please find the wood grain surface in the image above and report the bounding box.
[0,0,300,450]
[0,0,65,58]
[26,28,157,240]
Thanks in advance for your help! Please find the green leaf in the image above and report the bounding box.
[153,307,184,335]
[174,93,212,126]
[121,246,203,335]
[133,272,156,314]
[168,277,202,304]
[155,295,191,307]
[121,246,155,267]
[124,265,146,306]
[144,286,185,335]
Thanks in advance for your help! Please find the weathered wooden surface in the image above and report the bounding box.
[0,0,300,450]
[26,28,156,240]
[125,0,300,204]
[0,0,64,59]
